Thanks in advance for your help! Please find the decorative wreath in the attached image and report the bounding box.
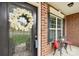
[9,8,33,31]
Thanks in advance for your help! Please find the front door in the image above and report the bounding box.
[0,2,38,56]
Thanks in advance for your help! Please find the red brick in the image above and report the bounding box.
[65,13,79,47]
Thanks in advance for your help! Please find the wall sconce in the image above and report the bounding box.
[67,2,74,7]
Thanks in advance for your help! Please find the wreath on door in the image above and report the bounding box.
[9,8,33,31]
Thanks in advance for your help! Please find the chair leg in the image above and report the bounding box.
[65,48,68,54]
[53,48,57,55]
[60,46,63,56]
[64,43,68,54]
[70,45,72,51]
[60,49,62,56]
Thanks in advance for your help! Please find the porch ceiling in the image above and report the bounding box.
[48,2,79,15]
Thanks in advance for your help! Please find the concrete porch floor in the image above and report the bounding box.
[48,45,79,56]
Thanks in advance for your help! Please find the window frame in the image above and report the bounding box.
[48,13,63,42]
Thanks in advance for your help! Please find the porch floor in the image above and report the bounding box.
[48,45,79,56]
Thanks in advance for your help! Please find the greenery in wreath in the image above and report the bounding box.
[9,8,33,31]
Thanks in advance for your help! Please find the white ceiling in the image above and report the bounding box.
[48,2,79,15]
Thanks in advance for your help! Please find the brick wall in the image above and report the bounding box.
[65,13,79,46]
[41,2,52,56]
[41,2,79,55]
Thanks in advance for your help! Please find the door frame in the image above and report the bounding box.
[0,2,38,56]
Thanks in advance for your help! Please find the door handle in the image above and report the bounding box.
[35,40,38,48]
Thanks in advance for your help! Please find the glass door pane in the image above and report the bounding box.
[9,4,33,56]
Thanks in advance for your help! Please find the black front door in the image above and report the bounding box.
[0,2,38,56]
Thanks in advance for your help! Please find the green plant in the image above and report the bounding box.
[10,33,31,45]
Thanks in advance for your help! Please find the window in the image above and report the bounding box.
[48,13,63,42]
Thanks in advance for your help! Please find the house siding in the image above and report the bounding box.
[65,13,79,46]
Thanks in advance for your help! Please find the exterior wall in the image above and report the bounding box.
[65,13,79,46]
[41,2,52,56]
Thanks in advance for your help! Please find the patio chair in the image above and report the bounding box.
[52,39,72,56]
[53,40,59,55]
[63,40,72,51]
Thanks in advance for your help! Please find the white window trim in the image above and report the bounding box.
[49,14,63,41]
[56,17,58,40]
[61,19,63,37]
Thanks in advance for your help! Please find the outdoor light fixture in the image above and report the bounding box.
[67,2,74,7]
